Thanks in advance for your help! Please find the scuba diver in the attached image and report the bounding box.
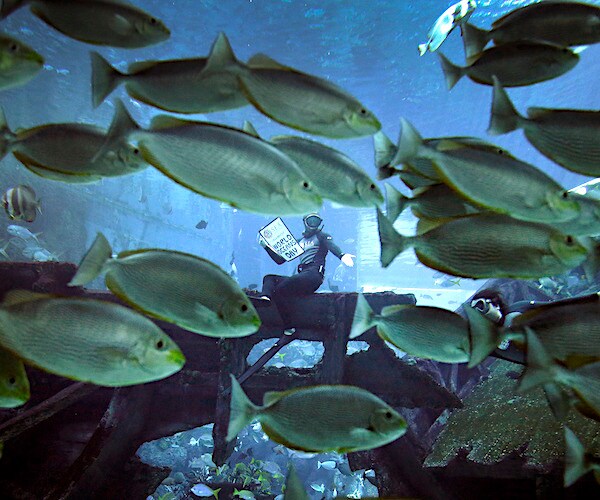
[257,213,355,334]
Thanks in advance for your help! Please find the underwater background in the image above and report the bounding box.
[1,1,600,499]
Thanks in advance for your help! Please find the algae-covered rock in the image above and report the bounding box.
[425,360,600,469]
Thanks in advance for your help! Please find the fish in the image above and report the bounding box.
[310,483,325,493]
[68,233,261,338]
[0,346,30,408]
[327,279,340,292]
[6,224,40,243]
[377,208,592,280]
[435,277,461,288]
[196,220,208,230]
[0,290,185,386]
[233,490,255,500]
[418,0,477,56]
[317,460,337,470]
[384,182,479,223]
[91,32,248,112]
[6,0,170,48]
[0,103,148,181]
[239,53,380,138]
[191,483,220,499]
[564,427,600,487]
[247,284,258,291]
[460,1,600,60]
[518,328,600,422]
[283,465,308,500]
[351,293,470,363]
[391,119,581,224]
[0,34,43,90]
[22,245,58,262]
[2,185,41,222]
[189,437,200,446]
[439,41,579,90]
[227,375,407,453]
[420,294,433,300]
[488,77,600,177]
[246,122,383,208]
[100,103,322,215]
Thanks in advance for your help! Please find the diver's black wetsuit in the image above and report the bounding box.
[261,228,344,329]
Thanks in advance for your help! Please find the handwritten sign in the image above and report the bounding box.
[259,218,304,262]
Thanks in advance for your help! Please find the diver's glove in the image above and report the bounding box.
[257,233,267,248]
[341,253,355,267]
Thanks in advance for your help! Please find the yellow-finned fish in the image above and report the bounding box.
[0,346,30,408]
[0,290,185,387]
[91,32,248,112]
[563,427,600,487]
[283,465,309,500]
[439,41,579,90]
[461,2,600,61]
[377,208,591,279]
[489,77,600,177]
[0,103,147,181]
[418,0,477,56]
[2,185,41,222]
[0,34,43,91]
[238,54,380,139]
[99,104,321,215]
[243,121,383,208]
[227,375,407,453]
[351,294,470,363]
[5,0,169,48]
[391,118,580,224]
[69,233,261,338]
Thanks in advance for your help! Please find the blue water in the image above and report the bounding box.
[1,0,598,302]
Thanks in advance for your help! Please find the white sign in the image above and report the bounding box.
[259,218,304,262]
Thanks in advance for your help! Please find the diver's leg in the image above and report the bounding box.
[272,269,324,330]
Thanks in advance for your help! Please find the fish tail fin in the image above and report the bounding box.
[212,488,221,499]
[204,32,238,72]
[350,293,377,339]
[91,99,141,163]
[384,183,407,223]
[438,52,463,90]
[564,427,592,487]
[68,233,112,287]
[0,106,15,160]
[91,51,123,109]
[227,374,259,442]
[517,327,559,393]
[392,118,423,165]
[488,76,522,135]
[460,22,490,62]
[465,306,503,368]
[373,131,397,169]
[242,120,260,138]
[377,207,410,267]
[418,43,428,56]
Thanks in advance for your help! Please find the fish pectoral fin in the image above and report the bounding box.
[110,14,134,36]
[194,302,224,326]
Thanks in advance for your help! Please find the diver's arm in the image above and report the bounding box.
[322,232,344,259]
[258,234,288,265]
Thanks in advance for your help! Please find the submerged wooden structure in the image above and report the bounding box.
[0,262,593,499]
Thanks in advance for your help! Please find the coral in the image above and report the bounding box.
[425,360,600,469]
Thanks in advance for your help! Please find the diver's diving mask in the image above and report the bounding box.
[303,213,323,230]
[470,297,503,324]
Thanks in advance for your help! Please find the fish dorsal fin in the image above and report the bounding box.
[527,107,552,120]
[204,32,237,72]
[128,60,159,73]
[2,289,53,307]
[513,293,600,326]
[150,115,193,130]
[262,385,306,407]
[435,138,474,152]
[242,120,260,138]
[116,248,149,258]
[247,53,291,70]
[381,304,411,316]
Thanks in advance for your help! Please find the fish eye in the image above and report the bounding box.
[369,183,376,190]
[8,376,16,385]
[562,191,569,199]
[302,181,309,189]
[133,148,140,155]
[384,410,393,420]
[156,339,165,350]
[566,235,574,245]
[149,17,157,25]
[359,108,367,115]
[496,149,504,155]
[9,43,18,52]
[241,303,248,312]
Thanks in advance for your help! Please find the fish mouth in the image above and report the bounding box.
[167,349,186,367]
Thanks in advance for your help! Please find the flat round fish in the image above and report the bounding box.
[137,120,321,215]
[104,249,261,337]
